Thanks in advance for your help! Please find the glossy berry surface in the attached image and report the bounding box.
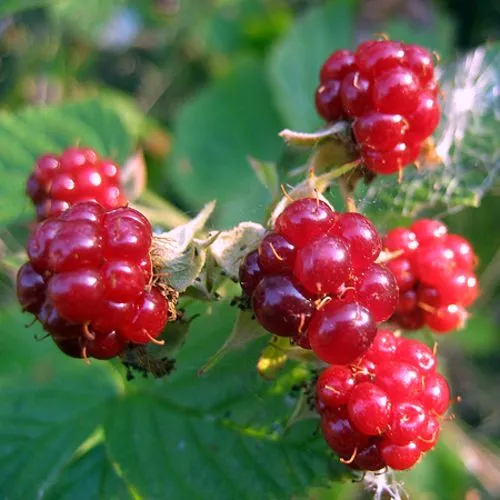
[27,147,127,221]
[315,39,441,176]
[316,329,450,472]
[240,198,397,362]
[16,201,169,360]
[385,220,478,334]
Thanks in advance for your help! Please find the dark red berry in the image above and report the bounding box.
[258,233,296,274]
[308,301,377,364]
[239,250,264,296]
[86,331,127,360]
[354,440,385,471]
[331,212,381,269]
[354,263,398,322]
[16,263,45,314]
[315,81,344,121]
[252,275,313,337]
[53,336,84,359]
[275,198,337,248]
[394,308,425,330]
[294,236,351,295]
[416,284,441,308]
[395,289,418,315]
[356,40,405,77]
[347,382,392,435]
[340,72,372,117]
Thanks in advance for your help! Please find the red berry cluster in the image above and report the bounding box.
[385,219,479,333]
[239,198,398,364]
[317,329,450,471]
[315,40,440,175]
[27,146,127,221]
[16,201,168,360]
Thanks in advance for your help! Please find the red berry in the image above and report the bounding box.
[379,439,421,470]
[239,250,264,297]
[258,233,296,274]
[353,112,408,151]
[411,219,448,245]
[405,44,435,85]
[86,331,127,360]
[340,72,372,117]
[395,289,418,315]
[439,270,478,307]
[372,67,421,115]
[27,147,126,221]
[53,336,84,359]
[102,260,146,303]
[386,258,416,292]
[405,91,440,142]
[384,228,419,256]
[424,304,466,334]
[417,285,441,308]
[252,275,313,337]
[320,49,357,82]
[445,234,476,271]
[275,199,337,248]
[356,40,406,77]
[386,401,427,445]
[347,382,392,435]
[414,243,456,287]
[321,409,369,457]
[332,212,381,269]
[422,372,450,415]
[362,142,414,174]
[396,338,436,373]
[354,263,398,322]
[92,300,137,335]
[418,414,440,452]
[121,288,168,344]
[294,236,351,295]
[315,81,344,121]
[364,329,398,364]
[375,361,422,403]
[317,365,356,408]
[308,301,377,364]
[394,308,425,331]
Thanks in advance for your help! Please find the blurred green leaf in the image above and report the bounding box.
[267,0,455,132]
[168,59,284,228]
[0,360,121,499]
[0,0,57,16]
[0,98,134,224]
[45,445,131,500]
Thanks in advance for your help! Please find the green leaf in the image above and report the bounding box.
[248,157,280,197]
[0,98,134,224]
[359,44,500,217]
[0,0,58,17]
[104,302,345,499]
[45,445,131,500]
[0,362,121,498]
[267,0,454,131]
[168,59,284,228]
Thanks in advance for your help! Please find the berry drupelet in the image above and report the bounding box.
[315,40,441,175]
[239,198,399,364]
[26,146,127,221]
[385,219,479,333]
[317,330,450,471]
[16,201,168,360]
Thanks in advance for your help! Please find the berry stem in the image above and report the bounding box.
[279,121,351,147]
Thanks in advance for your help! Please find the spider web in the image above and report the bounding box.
[358,43,500,219]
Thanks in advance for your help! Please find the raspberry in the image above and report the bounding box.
[385,220,478,334]
[316,39,441,175]
[16,201,169,360]
[27,147,127,221]
[240,198,397,363]
[316,330,450,471]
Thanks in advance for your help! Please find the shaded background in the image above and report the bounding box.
[1,0,500,499]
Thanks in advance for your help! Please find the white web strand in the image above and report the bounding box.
[363,470,409,500]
